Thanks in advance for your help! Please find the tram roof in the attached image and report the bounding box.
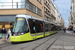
[16,14,59,26]
[16,14,44,21]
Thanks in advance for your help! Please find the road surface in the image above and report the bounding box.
[0,31,75,50]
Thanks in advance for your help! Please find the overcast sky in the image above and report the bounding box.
[51,0,71,27]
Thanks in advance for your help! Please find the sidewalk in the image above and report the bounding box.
[66,30,75,35]
[0,36,10,44]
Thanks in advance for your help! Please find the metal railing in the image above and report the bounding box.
[0,2,25,9]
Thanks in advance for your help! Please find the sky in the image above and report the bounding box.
[51,0,71,28]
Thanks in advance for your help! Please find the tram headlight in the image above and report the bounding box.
[18,33,24,35]
[12,32,25,36]
[21,33,24,35]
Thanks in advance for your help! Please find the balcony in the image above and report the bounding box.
[50,13,56,19]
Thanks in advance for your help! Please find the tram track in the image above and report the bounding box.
[0,32,61,50]
[46,37,59,50]
[32,37,58,50]
[0,42,12,48]
[32,32,62,50]
[0,43,14,50]
[19,33,59,50]
[31,33,60,50]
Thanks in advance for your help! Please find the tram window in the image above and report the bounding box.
[36,23,43,33]
[45,23,48,32]
[28,19,43,33]
[50,24,53,31]
[13,17,29,33]
[51,24,55,31]
[24,22,29,33]
[49,24,52,31]
[48,24,50,31]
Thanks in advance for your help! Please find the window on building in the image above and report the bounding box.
[48,4,49,6]
[74,13,75,16]
[45,16,47,20]
[26,0,29,9]
[46,1,47,3]
[26,0,42,16]
[37,8,39,15]
[37,8,41,16]
[48,18,50,21]
[44,7,46,12]
[29,3,33,11]
[37,0,41,3]
[46,9,48,12]
[0,0,42,16]
[36,7,38,14]
[74,0,75,3]
[74,7,75,10]
[33,5,36,13]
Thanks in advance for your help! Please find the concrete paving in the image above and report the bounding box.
[0,35,10,44]
[0,31,75,50]
[66,31,75,34]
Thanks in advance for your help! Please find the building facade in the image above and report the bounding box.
[69,12,73,26]
[0,0,44,29]
[69,0,75,30]
[60,17,65,29]
[55,5,65,29]
[0,0,65,29]
[72,0,75,25]
[44,0,65,29]
[69,12,73,30]
[70,0,75,28]
[44,0,56,22]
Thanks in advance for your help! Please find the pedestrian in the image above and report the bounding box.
[1,28,7,41]
[7,29,11,39]
[63,28,66,33]
[73,27,75,33]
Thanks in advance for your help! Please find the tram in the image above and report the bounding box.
[11,14,58,42]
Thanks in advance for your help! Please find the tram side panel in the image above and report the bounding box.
[45,23,56,37]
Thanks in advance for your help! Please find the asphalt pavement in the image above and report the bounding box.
[0,31,75,50]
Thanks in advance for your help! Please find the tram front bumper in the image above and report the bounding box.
[11,36,23,42]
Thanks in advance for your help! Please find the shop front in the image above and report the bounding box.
[0,15,16,29]
[69,25,73,30]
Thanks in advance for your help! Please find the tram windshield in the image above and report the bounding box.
[13,17,29,33]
